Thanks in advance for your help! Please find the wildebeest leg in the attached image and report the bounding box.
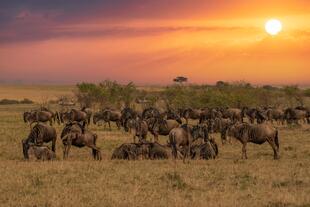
[64,138,72,159]
[108,121,111,131]
[116,121,121,130]
[242,142,247,159]
[87,144,101,160]
[266,138,279,160]
[22,139,30,159]
[52,136,56,153]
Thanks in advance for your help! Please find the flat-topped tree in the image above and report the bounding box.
[173,76,188,84]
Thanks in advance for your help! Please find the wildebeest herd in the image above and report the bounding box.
[22,105,310,161]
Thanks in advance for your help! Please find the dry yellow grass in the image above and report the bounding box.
[0,87,310,207]
[0,85,74,102]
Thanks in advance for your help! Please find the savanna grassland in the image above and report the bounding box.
[0,86,310,207]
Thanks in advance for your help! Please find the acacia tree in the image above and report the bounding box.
[173,76,188,84]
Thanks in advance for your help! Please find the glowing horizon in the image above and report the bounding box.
[0,0,309,86]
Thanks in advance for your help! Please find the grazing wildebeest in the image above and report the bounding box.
[146,117,180,141]
[182,108,202,124]
[169,124,209,161]
[284,108,307,124]
[93,108,122,130]
[226,123,279,159]
[61,122,101,160]
[28,145,56,161]
[22,123,57,159]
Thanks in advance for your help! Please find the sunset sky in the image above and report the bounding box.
[0,0,309,85]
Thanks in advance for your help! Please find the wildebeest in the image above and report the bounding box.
[284,108,307,124]
[163,108,182,124]
[121,107,139,131]
[210,117,232,144]
[241,107,258,123]
[128,117,148,143]
[146,117,180,141]
[169,124,209,161]
[61,122,101,160]
[226,123,279,159]
[22,123,57,159]
[28,145,56,161]
[68,108,92,125]
[295,106,310,124]
[266,108,284,124]
[111,143,146,160]
[221,108,242,122]
[142,107,161,119]
[23,110,54,127]
[111,141,172,160]
[93,108,122,130]
[182,108,203,124]
[190,138,218,160]
[23,107,60,127]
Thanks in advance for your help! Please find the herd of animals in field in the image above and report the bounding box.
[21,105,310,161]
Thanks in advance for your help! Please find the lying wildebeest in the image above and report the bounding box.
[169,124,209,161]
[111,143,146,160]
[225,123,279,159]
[28,145,56,161]
[146,117,180,141]
[61,122,101,160]
[22,123,57,159]
[111,141,172,160]
[93,108,121,130]
[190,138,218,160]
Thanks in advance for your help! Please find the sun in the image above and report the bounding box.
[265,19,282,36]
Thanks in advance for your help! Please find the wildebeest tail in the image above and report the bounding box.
[275,129,279,150]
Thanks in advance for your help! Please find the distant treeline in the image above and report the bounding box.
[76,80,310,109]
[0,98,34,105]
